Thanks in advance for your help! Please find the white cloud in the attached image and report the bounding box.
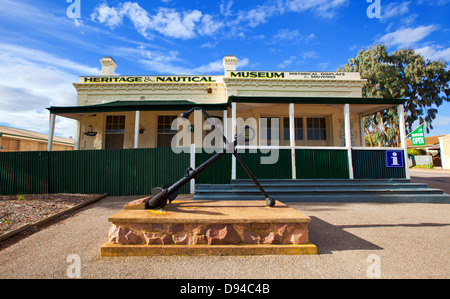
[90,3,123,29]
[117,45,250,74]
[91,1,348,39]
[317,62,330,70]
[237,58,250,69]
[234,0,347,29]
[270,29,316,45]
[0,43,100,75]
[377,25,437,48]
[381,1,410,20]
[220,0,234,17]
[415,45,450,62]
[0,43,98,137]
[278,56,297,68]
[286,0,349,18]
[192,60,224,74]
[91,2,222,40]
[301,51,319,59]
[199,14,224,36]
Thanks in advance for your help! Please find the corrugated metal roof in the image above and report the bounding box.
[47,100,230,120]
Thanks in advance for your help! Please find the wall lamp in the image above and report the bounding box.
[84,125,98,137]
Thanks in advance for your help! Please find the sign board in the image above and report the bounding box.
[410,124,426,146]
[228,71,361,80]
[79,76,224,84]
[386,150,404,168]
[79,71,361,84]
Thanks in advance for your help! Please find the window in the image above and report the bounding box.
[260,117,280,145]
[105,116,125,149]
[307,118,326,140]
[204,116,223,135]
[106,116,125,134]
[283,117,304,141]
[157,115,177,148]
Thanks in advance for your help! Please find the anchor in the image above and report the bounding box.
[145,107,276,210]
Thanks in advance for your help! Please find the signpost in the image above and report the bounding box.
[386,150,404,168]
[410,124,426,146]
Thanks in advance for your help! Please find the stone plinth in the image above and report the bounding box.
[101,200,317,256]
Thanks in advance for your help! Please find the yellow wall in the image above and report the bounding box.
[79,110,224,150]
[442,135,450,170]
[0,136,74,152]
[77,104,361,150]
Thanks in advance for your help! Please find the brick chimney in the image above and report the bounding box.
[223,55,238,74]
[100,57,117,76]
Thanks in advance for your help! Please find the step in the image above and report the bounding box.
[229,182,428,189]
[195,186,446,195]
[193,193,450,204]
[231,179,413,185]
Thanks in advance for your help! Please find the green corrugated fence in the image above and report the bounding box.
[352,149,406,179]
[296,149,349,179]
[0,147,406,195]
[236,149,293,179]
[1,148,190,196]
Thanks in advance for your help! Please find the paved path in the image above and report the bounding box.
[0,195,448,279]
[410,168,450,194]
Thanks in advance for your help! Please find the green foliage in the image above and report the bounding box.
[407,148,426,156]
[339,44,450,147]
[411,164,434,169]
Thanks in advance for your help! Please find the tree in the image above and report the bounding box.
[339,44,450,147]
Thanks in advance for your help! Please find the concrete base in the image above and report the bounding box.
[101,200,317,256]
[101,243,317,256]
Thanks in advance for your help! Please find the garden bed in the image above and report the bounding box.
[0,194,104,237]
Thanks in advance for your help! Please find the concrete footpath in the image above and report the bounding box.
[0,191,449,279]
[409,168,450,194]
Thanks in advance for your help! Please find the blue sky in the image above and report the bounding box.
[0,0,449,138]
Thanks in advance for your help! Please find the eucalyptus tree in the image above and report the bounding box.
[339,44,450,147]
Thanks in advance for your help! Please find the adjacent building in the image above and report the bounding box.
[0,125,74,152]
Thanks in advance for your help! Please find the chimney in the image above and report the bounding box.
[100,57,117,76]
[223,55,238,74]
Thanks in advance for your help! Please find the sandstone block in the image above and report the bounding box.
[195,235,207,245]
[143,232,172,245]
[186,224,205,235]
[167,224,184,234]
[262,232,281,244]
[283,228,308,245]
[108,225,143,245]
[205,224,241,245]
[243,230,260,244]
[173,232,193,245]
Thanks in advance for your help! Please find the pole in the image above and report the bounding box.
[398,104,410,179]
[47,113,56,152]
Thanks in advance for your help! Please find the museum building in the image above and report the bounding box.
[47,56,408,181]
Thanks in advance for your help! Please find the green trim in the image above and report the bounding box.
[48,100,230,114]
[228,96,406,105]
